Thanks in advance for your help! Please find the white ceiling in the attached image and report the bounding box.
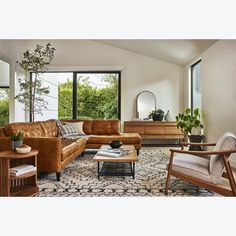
[96,40,217,65]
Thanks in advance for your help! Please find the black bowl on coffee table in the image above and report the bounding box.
[109,140,122,148]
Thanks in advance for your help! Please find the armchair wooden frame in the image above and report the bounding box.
[165,142,236,196]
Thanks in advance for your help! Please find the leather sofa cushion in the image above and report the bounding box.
[92,120,120,135]
[61,137,87,161]
[0,127,5,137]
[4,120,58,137]
[61,142,81,161]
[61,119,120,135]
[87,133,141,144]
[61,136,88,146]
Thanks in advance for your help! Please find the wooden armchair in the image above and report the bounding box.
[165,132,236,196]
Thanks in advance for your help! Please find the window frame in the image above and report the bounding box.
[30,71,121,121]
[190,59,201,115]
[0,86,10,125]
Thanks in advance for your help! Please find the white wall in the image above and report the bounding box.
[0,40,27,122]
[0,40,184,125]
[184,40,236,142]
[184,40,236,165]
[201,40,236,141]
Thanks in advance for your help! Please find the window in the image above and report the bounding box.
[31,72,73,121]
[76,72,120,119]
[30,71,121,121]
[191,60,201,112]
[0,59,10,126]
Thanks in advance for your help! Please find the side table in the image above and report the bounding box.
[0,149,39,197]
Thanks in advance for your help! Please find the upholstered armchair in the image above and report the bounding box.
[165,132,236,196]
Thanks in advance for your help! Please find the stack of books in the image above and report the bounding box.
[10,164,36,177]
[97,147,132,157]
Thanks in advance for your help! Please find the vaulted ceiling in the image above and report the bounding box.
[96,40,217,65]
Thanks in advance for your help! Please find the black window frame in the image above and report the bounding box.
[190,59,201,115]
[30,71,121,121]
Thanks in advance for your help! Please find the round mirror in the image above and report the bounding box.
[136,91,156,119]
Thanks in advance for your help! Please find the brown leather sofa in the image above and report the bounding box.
[63,120,141,151]
[0,119,141,181]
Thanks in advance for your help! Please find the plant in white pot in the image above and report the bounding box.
[10,131,24,151]
[176,108,204,150]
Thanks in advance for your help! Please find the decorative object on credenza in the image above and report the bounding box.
[16,144,32,154]
[136,90,156,120]
[10,131,24,151]
[109,140,122,148]
[164,110,171,121]
[15,42,56,122]
[148,109,165,121]
[176,108,204,151]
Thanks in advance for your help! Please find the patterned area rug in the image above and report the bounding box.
[37,149,214,197]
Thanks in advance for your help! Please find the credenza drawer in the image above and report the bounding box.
[124,125,144,134]
[144,126,164,134]
[123,121,184,143]
[164,126,182,135]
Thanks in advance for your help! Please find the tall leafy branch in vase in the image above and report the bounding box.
[15,43,55,121]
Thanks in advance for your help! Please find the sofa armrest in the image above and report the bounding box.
[0,137,11,151]
[24,137,62,173]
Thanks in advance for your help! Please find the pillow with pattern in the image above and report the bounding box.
[65,121,85,135]
[56,120,80,139]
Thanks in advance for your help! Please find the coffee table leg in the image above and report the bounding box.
[133,162,135,179]
[98,161,100,179]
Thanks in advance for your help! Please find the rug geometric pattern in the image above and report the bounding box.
[37,149,215,197]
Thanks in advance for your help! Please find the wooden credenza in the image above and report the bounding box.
[124,121,184,144]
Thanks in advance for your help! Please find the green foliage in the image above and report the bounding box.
[148,109,165,121]
[58,74,119,120]
[10,131,24,141]
[0,89,9,126]
[17,43,55,74]
[15,43,55,121]
[176,108,204,134]
[58,79,73,119]
[0,99,9,126]
[148,109,165,119]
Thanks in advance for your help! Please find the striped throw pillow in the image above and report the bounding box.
[56,120,79,138]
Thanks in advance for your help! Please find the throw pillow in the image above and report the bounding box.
[65,121,85,135]
[56,121,79,138]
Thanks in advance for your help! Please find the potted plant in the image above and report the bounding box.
[176,108,204,150]
[148,109,165,121]
[10,131,24,150]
